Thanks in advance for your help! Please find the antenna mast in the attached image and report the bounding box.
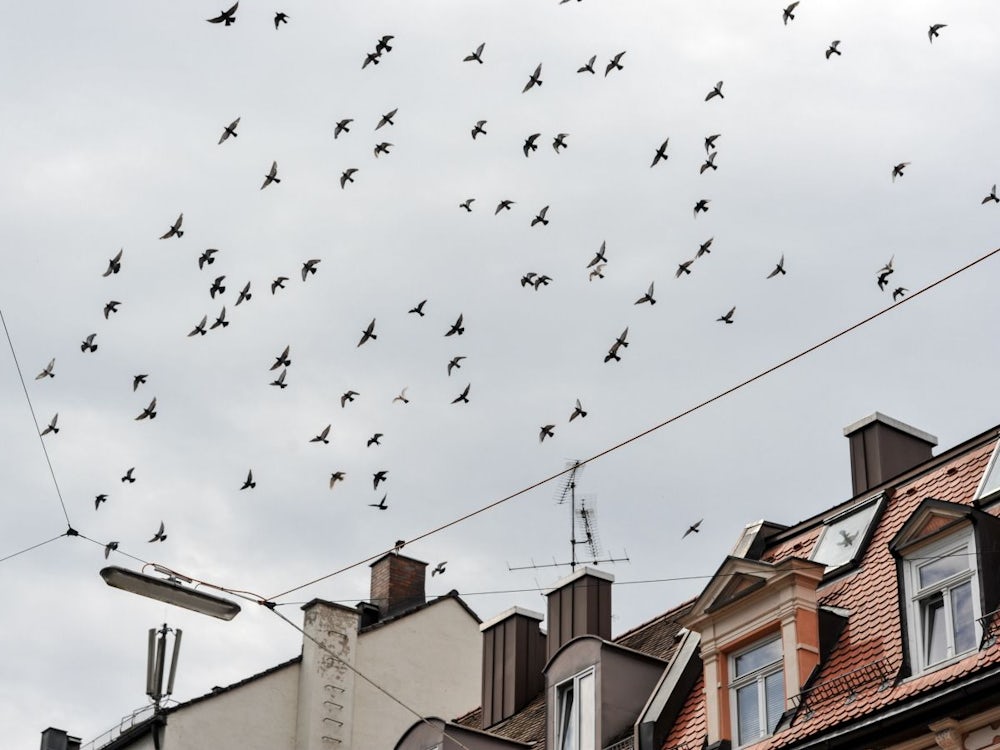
[146,623,183,713]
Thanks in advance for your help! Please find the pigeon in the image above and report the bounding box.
[693,199,710,217]
[635,282,656,305]
[523,63,543,92]
[432,561,447,576]
[135,398,157,420]
[341,390,359,407]
[392,388,409,404]
[340,169,358,188]
[521,272,537,288]
[160,213,184,239]
[552,133,569,153]
[375,35,394,54]
[376,109,397,130]
[471,120,487,139]
[36,359,55,379]
[393,539,406,554]
[362,51,381,69]
[605,51,625,76]
[274,12,288,28]
[700,151,718,174]
[373,470,388,490]
[539,425,556,442]
[533,274,552,290]
[41,413,59,436]
[588,264,606,281]
[877,270,893,291]
[310,425,331,444]
[81,333,98,352]
[683,519,703,538]
[676,260,694,278]
[459,198,475,212]
[825,40,842,59]
[103,541,118,559]
[782,2,799,25]
[452,384,471,404]
[891,162,910,182]
[236,282,252,305]
[270,345,291,370]
[409,299,427,316]
[531,206,550,227]
[261,161,280,189]
[445,314,465,336]
[102,249,123,277]
[464,42,485,63]
[696,238,714,258]
[148,521,167,543]
[334,119,353,139]
[187,315,208,337]
[367,433,383,447]
[121,467,136,483]
[271,276,289,294]
[369,494,388,509]
[94,494,108,510]
[370,142,393,159]
[893,287,908,301]
[604,328,629,363]
[838,529,858,547]
[357,318,377,347]
[588,241,608,267]
[928,24,947,43]
[199,248,219,269]
[650,139,669,168]
[447,356,466,376]
[270,369,288,389]
[209,275,226,298]
[495,199,514,214]
[241,470,256,489]
[523,133,541,157]
[705,81,724,101]
[704,133,721,153]
[578,55,596,74]
[569,399,587,421]
[133,374,147,391]
[206,2,238,26]
[982,185,999,205]
[329,472,346,489]
[717,306,736,324]
[218,117,240,144]
[301,259,321,281]
[767,254,786,278]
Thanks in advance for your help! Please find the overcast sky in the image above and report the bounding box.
[2,1,999,747]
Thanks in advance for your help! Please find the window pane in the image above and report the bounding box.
[578,673,595,750]
[811,500,881,569]
[764,671,785,734]
[735,638,782,677]
[736,683,760,745]
[918,551,970,589]
[922,593,947,665]
[951,580,976,655]
[558,683,575,750]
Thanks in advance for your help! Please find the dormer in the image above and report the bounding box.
[680,556,826,748]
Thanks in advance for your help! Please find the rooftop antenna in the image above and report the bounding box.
[146,623,182,713]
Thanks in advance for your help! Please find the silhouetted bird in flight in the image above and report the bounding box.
[135,398,157,420]
[121,467,136,483]
[464,42,485,63]
[104,541,118,558]
[588,241,607,267]
[270,345,291,370]
[539,425,556,442]
[447,356,466,375]
[376,109,397,129]
[392,388,409,404]
[459,198,475,212]
[767,254,786,278]
[95,494,108,510]
[553,133,569,153]
[271,276,289,294]
[445,314,465,336]
[432,561,447,576]
[982,184,998,204]
[605,51,626,76]
[236,282,252,305]
[694,199,711,217]
[717,306,736,324]
[569,399,587,421]
[329,472,346,489]
[409,299,427,316]
[301,259,321,280]
[133,374,147,391]
[705,81,724,101]
[893,287,908,301]
[782,2,799,25]
[523,63,543,92]
[270,369,287,389]
[334,119,352,139]
[102,249,123,277]
[362,51,381,69]
[160,213,183,239]
[650,138,669,167]
[495,199,514,214]
[523,133,541,157]
[81,333,98,352]
[696,238,713,258]
[700,152,718,173]
[373,142,393,158]
[41,413,59,436]
[311,425,331,444]
[340,169,358,188]
[578,55,596,74]
[471,120,487,139]
[891,162,910,182]
[604,328,629,362]
[373,470,388,490]
[375,35,394,54]
[209,276,226,298]
[261,161,280,189]
[199,248,218,269]
[218,117,240,144]
[635,282,656,305]
[148,521,167,543]
[588,264,605,281]
[683,519,702,538]
[367,433,383,447]
[188,315,208,337]
[531,206,550,226]
[206,2,238,26]
[36,359,55,379]
[825,40,842,59]
[341,390,359,407]
[103,300,121,319]
[676,260,694,277]
[357,318,377,347]
[452,384,471,404]
[241,470,256,489]
[274,12,288,28]
[705,133,721,152]
[370,494,388,510]
[928,24,947,43]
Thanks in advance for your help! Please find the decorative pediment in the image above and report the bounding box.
[707,572,767,613]
[888,498,971,556]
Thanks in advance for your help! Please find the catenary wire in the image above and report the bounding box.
[0,533,67,565]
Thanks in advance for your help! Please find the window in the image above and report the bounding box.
[555,669,595,750]
[811,497,882,571]
[729,637,784,747]
[976,442,1000,500]
[905,530,981,671]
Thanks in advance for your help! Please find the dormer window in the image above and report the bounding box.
[730,636,784,746]
[976,441,1000,501]
[555,669,595,750]
[810,496,883,573]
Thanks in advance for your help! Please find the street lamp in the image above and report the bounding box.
[100,566,242,621]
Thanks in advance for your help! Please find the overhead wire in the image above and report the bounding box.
[0,533,67,565]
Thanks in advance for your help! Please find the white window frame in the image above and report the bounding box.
[728,635,784,748]
[904,528,982,672]
[975,441,1000,500]
[554,667,596,750]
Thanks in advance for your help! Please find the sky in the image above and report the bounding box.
[2,0,999,747]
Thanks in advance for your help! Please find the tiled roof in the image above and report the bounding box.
[662,436,1000,750]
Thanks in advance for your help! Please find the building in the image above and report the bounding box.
[394,413,1000,750]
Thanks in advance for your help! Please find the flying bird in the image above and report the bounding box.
[409,299,427,316]
[271,276,289,293]
[187,315,208,337]
[357,318,377,347]
[891,162,910,182]
[432,561,447,576]
[767,254,786,278]
[340,169,358,188]
[367,433,383,447]
[103,541,118,559]
[121,467,136,483]
[523,133,541,157]
[700,151,718,174]
[635,282,656,305]
[705,81,724,101]
[133,374,147,391]
[270,369,287,389]
[552,133,569,153]
[539,424,556,442]
[206,2,238,26]
[683,519,702,538]
[311,425,331,444]
[270,345,291,370]
[523,63,543,93]
[236,281,252,305]
[81,333,98,352]
[198,248,218,269]
[464,42,485,63]
[495,199,514,214]
[445,314,465,336]
[982,184,999,204]
[218,117,240,144]
[341,390,359,407]
[531,206,550,227]
[241,470,256,489]
[41,413,59,436]
[160,213,183,239]
[362,51,382,69]
[102,249,123,277]
[135,398,157,421]
[392,387,409,404]
[447,356,466,375]
[604,328,629,363]
[693,199,710,217]
[36,359,55,379]
[704,133,721,153]
[376,109,398,130]
[696,238,714,258]
[893,287,908,301]
[261,161,280,189]
[569,399,587,421]
[717,306,736,324]
[605,51,626,76]
[148,521,167,543]
[369,494,388,510]
[329,472,346,489]
[301,259,321,281]
[452,383,471,404]
[782,1,799,25]
[587,241,608,267]
[373,470,388,490]
[588,264,606,281]
[209,275,226,298]
[375,35,394,54]
[94,494,108,510]
[274,11,288,28]
[650,138,669,167]
[578,55,596,74]
[471,120,487,139]
[825,40,842,58]
[676,260,694,278]
[877,256,894,290]
[521,272,537,288]
[334,119,353,139]
[928,24,947,43]
[533,274,552,290]
[459,198,475,212]
[374,142,393,158]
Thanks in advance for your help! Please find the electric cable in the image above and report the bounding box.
[0,533,67,565]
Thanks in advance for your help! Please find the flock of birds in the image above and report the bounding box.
[23,2,999,564]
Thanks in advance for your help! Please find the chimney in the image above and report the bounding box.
[480,607,546,728]
[39,729,80,750]
[545,566,614,661]
[369,552,427,618]
[844,412,937,496]
[356,600,381,629]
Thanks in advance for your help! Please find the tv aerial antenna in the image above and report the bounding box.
[508,459,629,572]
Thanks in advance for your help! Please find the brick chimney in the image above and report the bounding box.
[545,566,614,661]
[369,552,427,618]
[844,412,937,496]
[39,728,80,750]
[480,607,546,728]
